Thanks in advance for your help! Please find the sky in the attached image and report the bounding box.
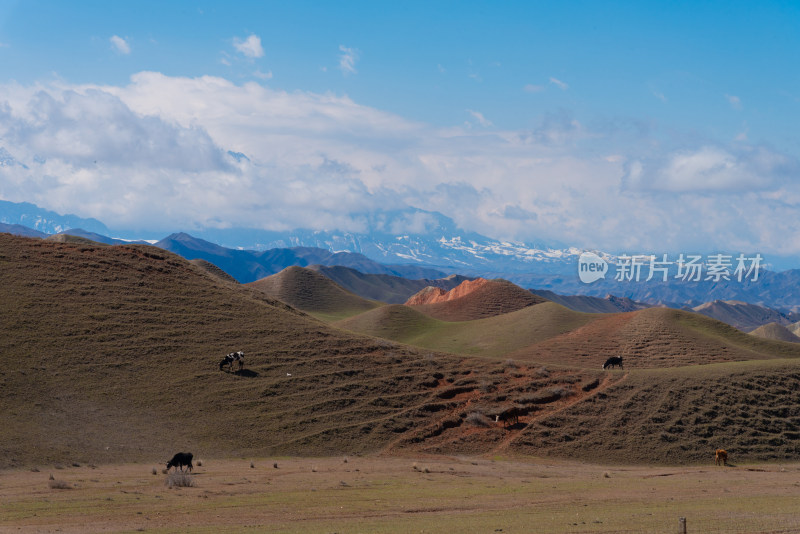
[0,0,799,259]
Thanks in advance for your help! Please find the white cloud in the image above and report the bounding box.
[466,109,492,127]
[725,93,742,109]
[523,84,544,93]
[233,34,264,58]
[623,145,792,193]
[338,45,359,75]
[109,35,131,55]
[253,69,273,80]
[1,73,798,256]
[549,77,568,90]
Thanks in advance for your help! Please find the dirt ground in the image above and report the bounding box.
[3,455,800,533]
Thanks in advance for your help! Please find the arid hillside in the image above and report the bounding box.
[0,234,594,467]
[311,264,471,304]
[405,278,547,321]
[5,233,800,467]
[246,265,381,320]
[749,322,800,343]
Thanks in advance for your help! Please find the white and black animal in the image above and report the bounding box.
[219,350,245,372]
[603,356,623,370]
[166,452,193,472]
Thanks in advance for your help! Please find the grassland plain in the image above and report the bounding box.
[6,232,800,471]
[2,457,800,533]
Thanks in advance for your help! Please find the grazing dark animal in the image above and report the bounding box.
[219,350,245,372]
[496,406,521,429]
[715,449,728,466]
[603,356,623,370]
[166,452,193,473]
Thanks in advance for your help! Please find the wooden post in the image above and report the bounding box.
[678,517,687,534]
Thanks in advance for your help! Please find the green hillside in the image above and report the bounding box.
[335,301,592,358]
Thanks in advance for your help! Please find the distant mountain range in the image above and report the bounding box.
[4,199,800,315]
[0,200,581,274]
[692,300,800,333]
[0,200,109,235]
[511,269,800,313]
[154,232,447,283]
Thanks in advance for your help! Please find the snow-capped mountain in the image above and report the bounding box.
[0,200,109,236]
[193,208,582,274]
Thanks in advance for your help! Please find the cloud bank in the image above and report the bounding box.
[0,72,798,256]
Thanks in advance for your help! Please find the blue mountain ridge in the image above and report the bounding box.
[3,200,800,312]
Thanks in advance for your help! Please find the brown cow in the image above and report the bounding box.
[715,449,728,466]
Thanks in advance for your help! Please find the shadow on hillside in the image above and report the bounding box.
[232,369,259,378]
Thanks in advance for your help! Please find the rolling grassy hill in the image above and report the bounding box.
[310,264,471,304]
[749,322,800,343]
[0,234,478,467]
[692,299,794,332]
[529,288,653,314]
[405,278,547,321]
[246,266,382,320]
[506,307,800,368]
[335,302,593,358]
[6,232,800,467]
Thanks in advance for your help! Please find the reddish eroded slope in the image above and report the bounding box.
[405,278,547,321]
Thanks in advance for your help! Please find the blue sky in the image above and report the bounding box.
[1,1,799,259]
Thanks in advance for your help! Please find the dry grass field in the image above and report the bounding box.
[3,456,800,533]
[247,266,382,321]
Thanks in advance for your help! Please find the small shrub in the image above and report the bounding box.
[151,467,158,476]
[49,479,72,490]
[465,412,494,428]
[166,472,195,488]
[535,367,549,378]
[603,471,611,478]
[250,461,255,469]
[196,459,203,467]
[505,359,519,369]
[273,462,278,469]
